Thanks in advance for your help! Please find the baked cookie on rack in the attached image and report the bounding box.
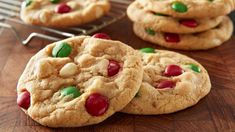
[133,16,233,50]
[127,1,224,34]
[136,0,235,18]
[20,0,110,27]
[16,34,143,127]
[121,48,211,115]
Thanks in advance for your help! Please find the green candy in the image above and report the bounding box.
[25,0,32,7]
[154,13,168,17]
[171,2,188,13]
[50,0,60,4]
[135,92,140,98]
[140,48,155,53]
[52,42,72,57]
[188,64,201,73]
[145,28,156,36]
[61,86,81,98]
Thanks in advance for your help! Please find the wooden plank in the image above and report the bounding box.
[134,115,174,132]
[95,113,134,132]
[206,88,235,131]
[0,7,235,132]
[0,28,16,72]
[0,97,17,131]
[174,121,216,132]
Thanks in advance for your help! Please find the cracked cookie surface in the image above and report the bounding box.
[121,49,211,115]
[133,16,233,50]
[20,0,110,27]
[16,35,143,127]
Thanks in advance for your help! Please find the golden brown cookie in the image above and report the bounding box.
[127,1,224,33]
[133,16,233,50]
[16,34,143,127]
[20,0,110,27]
[137,0,235,18]
[122,49,211,115]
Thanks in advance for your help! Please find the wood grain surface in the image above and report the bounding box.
[1,10,235,132]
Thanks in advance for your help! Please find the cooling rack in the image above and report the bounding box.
[0,0,131,45]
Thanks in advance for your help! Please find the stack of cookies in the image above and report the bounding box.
[127,0,235,50]
[16,33,211,127]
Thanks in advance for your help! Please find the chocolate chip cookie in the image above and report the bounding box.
[121,48,211,115]
[133,16,233,50]
[16,34,143,127]
[127,1,224,33]
[137,0,235,18]
[20,0,110,27]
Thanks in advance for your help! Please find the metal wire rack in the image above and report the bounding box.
[0,0,131,45]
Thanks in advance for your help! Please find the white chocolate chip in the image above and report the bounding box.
[174,82,193,96]
[75,54,96,68]
[160,57,176,65]
[60,63,78,77]
[36,59,54,79]
[39,9,53,23]
[67,1,80,9]
[95,7,103,18]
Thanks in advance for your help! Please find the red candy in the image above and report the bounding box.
[180,19,198,28]
[92,33,111,40]
[85,93,109,116]
[55,3,71,14]
[17,90,30,110]
[164,33,180,43]
[157,80,175,89]
[108,60,120,77]
[164,64,183,76]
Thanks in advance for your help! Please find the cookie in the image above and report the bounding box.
[20,0,110,27]
[16,34,143,127]
[133,16,233,50]
[137,0,235,18]
[121,49,211,115]
[127,1,224,34]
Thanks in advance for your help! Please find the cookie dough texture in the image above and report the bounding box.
[137,0,235,18]
[127,1,224,33]
[133,16,233,50]
[121,50,211,115]
[17,36,143,127]
[20,0,110,27]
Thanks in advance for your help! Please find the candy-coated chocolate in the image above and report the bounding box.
[135,92,140,97]
[85,93,109,116]
[140,48,155,53]
[180,19,198,28]
[157,80,175,89]
[17,90,30,110]
[92,33,111,40]
[55,3,71,14]
[154,13,168,17]
[164,33,180,43]
[171,2,188,13]
[61,86,81,98]
[145,28,156,36]
[24,0,32,7]
[51,0,60,4]
[188,64,201,73]
[108,60,120,77]
[164,64,183,76]
[52,42,72,57]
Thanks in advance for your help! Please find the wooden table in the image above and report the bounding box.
[1,11,235,132]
